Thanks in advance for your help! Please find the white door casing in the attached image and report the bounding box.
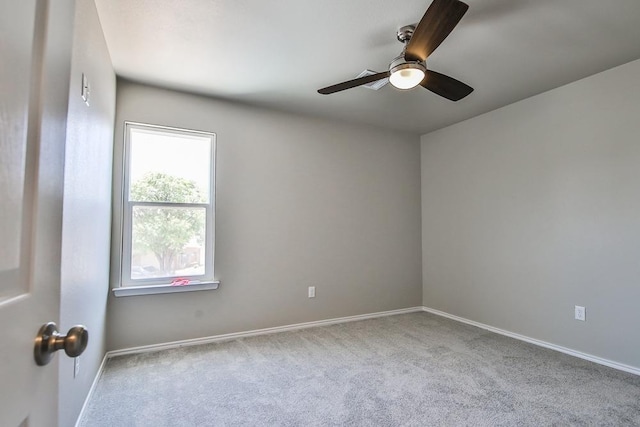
[0,1,75,425]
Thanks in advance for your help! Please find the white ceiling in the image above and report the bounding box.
[94,0,640,135]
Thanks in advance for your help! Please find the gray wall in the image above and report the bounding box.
[421,58,640,369]
[59,1,115,425]
[107,81,422,351]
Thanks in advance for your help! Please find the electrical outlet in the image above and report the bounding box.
[308,286,316,298]
[574,305,586,321]
[74,356,80,378]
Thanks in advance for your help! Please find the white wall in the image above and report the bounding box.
[421,58,640,369]
[59,1,115,425]
[107,81,422,351]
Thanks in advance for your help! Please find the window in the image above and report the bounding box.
[114,122,218,296]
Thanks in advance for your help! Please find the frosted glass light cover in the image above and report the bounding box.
[389,68,425,90]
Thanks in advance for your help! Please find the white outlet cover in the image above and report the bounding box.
[574,305,586,321]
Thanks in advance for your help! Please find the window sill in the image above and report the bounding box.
[112,281,220,297]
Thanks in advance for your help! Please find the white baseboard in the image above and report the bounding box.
[74,354,108,427]
[422,306,640,376]
[106,306,424,358]
[78,308,421,424]
[78,304,638,425]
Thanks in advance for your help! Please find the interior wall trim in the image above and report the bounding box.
[76,304,639,424]
[422,306,640,376]
[74,354,109,427]
[106,306,424,358]
[77,306,422,424]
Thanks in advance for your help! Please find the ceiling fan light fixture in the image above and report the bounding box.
[389,60,426,90]
[317,0,473,99]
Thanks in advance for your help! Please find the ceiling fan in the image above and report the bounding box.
[318,0,473,101]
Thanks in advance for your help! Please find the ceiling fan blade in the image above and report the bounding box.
[405,0,469,62]
[318,71,390,95]
[420,70,473,101]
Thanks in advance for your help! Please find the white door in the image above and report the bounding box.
[0,1,75,426]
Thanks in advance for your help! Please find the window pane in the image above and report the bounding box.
[129,127,211,203]
[130,205,206,282]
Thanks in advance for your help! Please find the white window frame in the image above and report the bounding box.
[113,122,218,297]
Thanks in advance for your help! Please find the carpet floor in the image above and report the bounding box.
[79,312,640,426]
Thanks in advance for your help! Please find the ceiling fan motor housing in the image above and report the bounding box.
[389,55,426,75]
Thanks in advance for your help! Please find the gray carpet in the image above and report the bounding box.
[79,312,640,426]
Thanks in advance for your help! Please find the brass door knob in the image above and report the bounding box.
[34,322,89,366]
